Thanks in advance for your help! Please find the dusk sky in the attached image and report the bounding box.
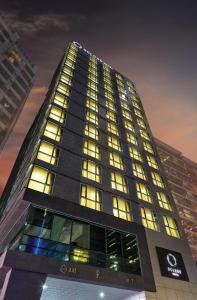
[0,0,197,192]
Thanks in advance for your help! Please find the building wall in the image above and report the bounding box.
[0,15,36,152]
[156,138,197,263]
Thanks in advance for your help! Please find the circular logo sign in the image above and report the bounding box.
[167,253,177,267]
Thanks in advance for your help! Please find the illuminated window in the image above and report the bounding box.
[37,141,58,165]
[163,216,180,238]
[127,133,138,146]
[89,68,97,77]
[44,121,62,142]
[116,73,123,81]
[108,135,122,151]
[60,73,72,85]
[157,192,172,211]
[64,59,75,69]
[86,99,98,112]
[80,184,101,211]
[113,196,131,221]
[140,129,150,141]
[87,88,97,101]
[83,139,100,160]
[129,146,143,161]
[143,141,154,154]
[132,101,141,110]
[151,172,165,188]
[107,122,119,136]
[124,120,134,132]
[57,82,70,96]
[105,91,114,102]
[88,74,98,84]
[136,183,152,203]
[137,118,146,129]
[53,93,68,109]
[62,66,73,77]
[86,110,98,125]
[88,81,98,92]
[84,123,99,140]
[140,207,159,231]
[116,79,124,87]
[122,109,132,120]
[111,172,128,193]
[72,248,89,263]
[49,106,65,123]
[109,152,124,170]
[28,166,54,194]
[106,100,116,112]
[104,83,113,93]
[106,110,116,122]
[132,95,138,102]
[134,108,143,119]
[121,101,130,111]
[132,163,146,180]
[82,159,101,183]
[104,77,112,86]
[147,155,158,169]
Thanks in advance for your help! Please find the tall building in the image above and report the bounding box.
[0,15,36,152]
[155,138,197,263]
[0,42,196,300]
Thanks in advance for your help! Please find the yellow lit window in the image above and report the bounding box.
[122,109,132,120]
[86,110,98,125]
[106,100,116,112]
[44,121,62,142]
[67,53,77,61]
[140,129,150,141]
[66,56,76,64]
[127,133,138,146]
[60,73,72,85]
[131,95,138,102]
[37,141,58,165]
[129,146,143,161]
[116,73,123,81]
[80,184,101,211]
[140,207,159,231]
[117,85,124,93]
[57,82,70,96]
[157,192,172,211]
[132,163,146,180]
[64,59,75,69]
[72,248,89,263]
[82,159,101,183]
[143,141,154,154]
[106,110,116,122]
[89,63,97,71]
[89,68,97,77]
[132,101,141,110]
[121,101,130,111]
[116,79,124,87]
[151,172,165,188]
[53,93,68,109]
[105,91,114,102]
[109,152,124,170]
[163,216,180,238]
[147,155,158,169]
[62,66,73,77]
[137,118,146,129]
[84,123,99,140]
[86,99,98,112]
[28,166,54,194]
[113,196,131,221]
[111,172,128,193]
[134,108,143,119]
[104,83,113,93]
[88,74,98,84]
[107,121,119,136]
[83,139,100,160]
[49,105,65,124]
[88,81,98,92]
[108,135,122,151]
[136,183,152,203]
[87,88,97,101]
[103,77,112,86]
[124,120,134,132]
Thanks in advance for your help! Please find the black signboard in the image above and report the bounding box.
[156,247,189,281]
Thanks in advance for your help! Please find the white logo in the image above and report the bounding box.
[167,253,177,267]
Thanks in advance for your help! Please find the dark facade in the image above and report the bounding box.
[0,15,36,152]
[0,42,196,300]
[156,138,197,263]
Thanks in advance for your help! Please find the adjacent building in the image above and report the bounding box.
[0,42,196,300]
[0,15,36,152]
[156,138,197,263]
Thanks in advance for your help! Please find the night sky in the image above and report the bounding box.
[0,0,197,191]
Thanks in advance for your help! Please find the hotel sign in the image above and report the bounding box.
[156,247,189,281]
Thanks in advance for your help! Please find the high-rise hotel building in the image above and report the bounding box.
[0,15,36,152]
[0,42,196,300]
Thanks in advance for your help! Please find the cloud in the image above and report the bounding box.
[0,10,86,35]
